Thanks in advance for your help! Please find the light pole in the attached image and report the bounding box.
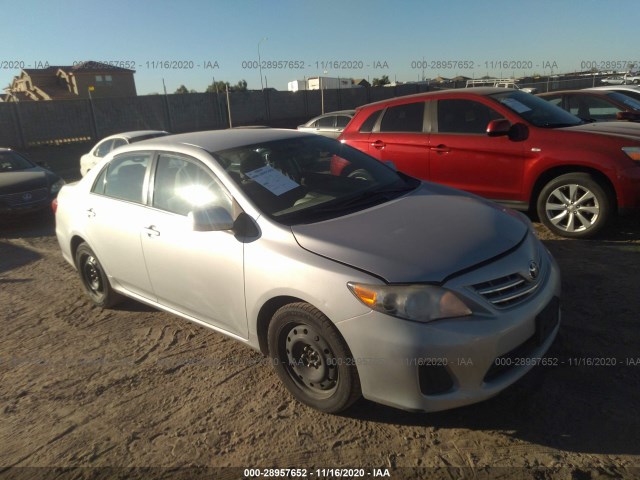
[258,37,268,91]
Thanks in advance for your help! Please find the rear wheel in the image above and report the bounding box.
[536,173,611,238]
[267,302,361,413]
[75,242,123,308]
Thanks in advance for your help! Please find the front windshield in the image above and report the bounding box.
[0,151,35,172]
[489,90,584,128]
[212,135,417,225]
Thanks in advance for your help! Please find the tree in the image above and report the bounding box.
[175,85,189,94]
[206,79,248,93]
[372,75,390,87]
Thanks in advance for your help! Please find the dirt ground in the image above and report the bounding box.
[1,203,640,479]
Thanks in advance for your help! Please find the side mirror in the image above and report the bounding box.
[486,119,512,137]
[487,119,529,141]
[190,205,234,232]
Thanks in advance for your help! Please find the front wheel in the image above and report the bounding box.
[75,242,123,308]
[267,303,361,413]
[536,173,612,238]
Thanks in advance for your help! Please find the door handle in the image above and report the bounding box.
[143,225,160,237]
[371,140,386,150]
[86,208,96,218]
[430,145,450,154]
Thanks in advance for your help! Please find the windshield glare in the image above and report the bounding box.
[212,135,416,224]
[0,151,35,172]
[490,90,584,128]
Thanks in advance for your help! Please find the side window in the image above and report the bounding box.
[152,154,231,216]
[102,152,152,203]
[379,102,424,132]
[359,109,382,133]
[543,95,563,107]
[111,138,127,150]
[336,115,351,128]
[94,139,114,157]
[568,95,621,120]
[91,165,108,195]
[317,116,335,128]
[437,99,502,134]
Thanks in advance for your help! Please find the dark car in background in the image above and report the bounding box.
[538,90,640,122]
[338,88,640,238]
[0,148,64,215]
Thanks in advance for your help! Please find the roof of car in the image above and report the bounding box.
[133,128,315,152]
[538,90,608,96]
[104,130,169,140]
[355,87,514,109]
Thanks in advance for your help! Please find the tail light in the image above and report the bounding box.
[51,198,58,214]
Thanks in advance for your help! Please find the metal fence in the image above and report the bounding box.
[0,75,611,149]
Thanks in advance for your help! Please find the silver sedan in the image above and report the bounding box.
[54,129,561,413]
[297,110,355,138]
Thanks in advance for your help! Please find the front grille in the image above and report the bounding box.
[472,273,539,308]
[0,187,48,207]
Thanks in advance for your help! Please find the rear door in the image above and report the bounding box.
[429,98,524,201]
[84,152,156,300]
[366,101,429,178]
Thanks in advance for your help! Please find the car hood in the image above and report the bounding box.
[0,168,52,194]
[561,121,640,140]
[291,183,528,283]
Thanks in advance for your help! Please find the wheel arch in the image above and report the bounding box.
[70,235,89,268]
[255,295,307,355]
[530,165,618,216]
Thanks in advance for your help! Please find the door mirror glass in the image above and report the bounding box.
[190,205,234,232]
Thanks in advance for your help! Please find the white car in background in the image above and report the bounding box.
[79,130,169,176]
[586,85,640,102]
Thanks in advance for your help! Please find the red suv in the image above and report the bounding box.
[338,87,640,238]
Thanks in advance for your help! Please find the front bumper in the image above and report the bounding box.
[337,239,561,412]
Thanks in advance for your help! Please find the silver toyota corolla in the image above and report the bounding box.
[55,129,561,413]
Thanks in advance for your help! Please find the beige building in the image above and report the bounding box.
[3,61,136,101]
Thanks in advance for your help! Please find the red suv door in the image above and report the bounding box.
[362,101,429,179]
[428,97,525,202]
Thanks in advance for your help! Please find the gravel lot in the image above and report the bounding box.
[1,202,639,479]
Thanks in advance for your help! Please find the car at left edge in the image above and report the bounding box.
[0,148,64,215]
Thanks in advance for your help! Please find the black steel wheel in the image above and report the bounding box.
[267,302,361,413]
[536,173,612,238]
[75,242,122,308]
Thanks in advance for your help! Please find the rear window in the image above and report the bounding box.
[129,132,170,143]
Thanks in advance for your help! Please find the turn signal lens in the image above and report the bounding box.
[622,147,640,162]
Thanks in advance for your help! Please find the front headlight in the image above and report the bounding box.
[50,178,65,194]
[347,282,472,323]
[622,146,640,163]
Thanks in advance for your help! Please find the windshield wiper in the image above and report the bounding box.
[306,184,415,215]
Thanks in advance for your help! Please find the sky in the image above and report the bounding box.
[2,0,639,95]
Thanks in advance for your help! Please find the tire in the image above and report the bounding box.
[536,173,612,238]
[75,242,123,308]
[267,302,361,413]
